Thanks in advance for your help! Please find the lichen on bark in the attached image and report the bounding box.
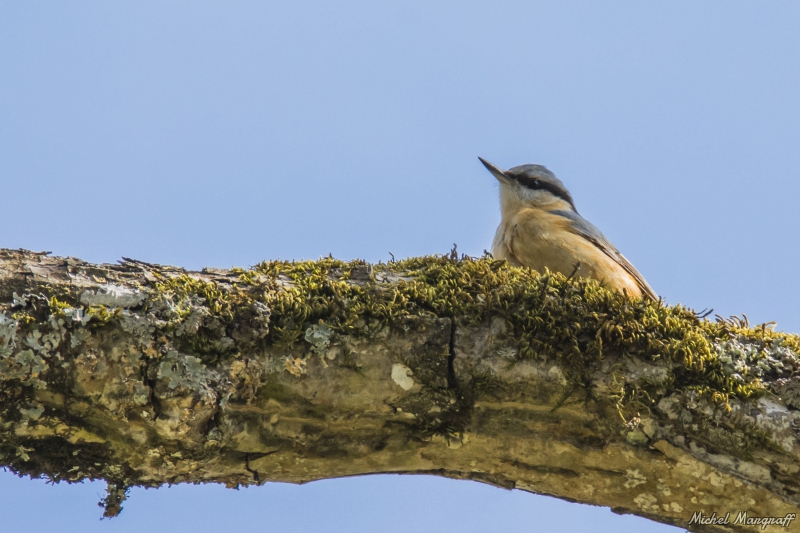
[0,248,797,531]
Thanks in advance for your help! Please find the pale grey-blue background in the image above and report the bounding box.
[2,2,799,531]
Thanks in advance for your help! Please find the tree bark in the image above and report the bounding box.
[0,248,797,531]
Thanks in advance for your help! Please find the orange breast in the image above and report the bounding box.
[493,209,645,298]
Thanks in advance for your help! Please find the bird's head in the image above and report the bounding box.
[479,157,577,214]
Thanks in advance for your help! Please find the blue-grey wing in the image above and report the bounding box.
[551,209,657,300]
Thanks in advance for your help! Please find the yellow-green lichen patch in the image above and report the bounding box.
[242,255,779,411]
[149,274,256,363]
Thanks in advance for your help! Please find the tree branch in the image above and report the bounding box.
[0,248,797,531]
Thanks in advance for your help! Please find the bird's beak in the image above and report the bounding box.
[478,157,512,183]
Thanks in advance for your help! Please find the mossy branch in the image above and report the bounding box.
[0,248,797,531]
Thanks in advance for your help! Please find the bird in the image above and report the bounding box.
[479,157,657,300]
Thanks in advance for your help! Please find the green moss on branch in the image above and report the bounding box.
[0,250,797,525]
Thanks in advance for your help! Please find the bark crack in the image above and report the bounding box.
[244,453,260,483]
[447,317,457,390]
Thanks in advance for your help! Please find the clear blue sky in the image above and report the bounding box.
[2,2,799,531]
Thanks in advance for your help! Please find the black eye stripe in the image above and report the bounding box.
[508,173,577,211]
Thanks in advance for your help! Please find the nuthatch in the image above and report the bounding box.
[479,157,656,300]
